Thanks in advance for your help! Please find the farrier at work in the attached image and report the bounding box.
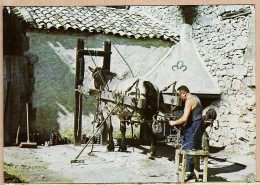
[169,85,204,175]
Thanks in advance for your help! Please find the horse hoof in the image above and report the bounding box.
[147,153,155,160]
[106,146,115,152]
[118,147,127,152]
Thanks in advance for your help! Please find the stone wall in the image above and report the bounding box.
[131,5,256,155]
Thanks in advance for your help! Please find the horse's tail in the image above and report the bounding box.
[143,81,159,118]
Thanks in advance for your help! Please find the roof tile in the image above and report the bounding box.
[9,6,179,42]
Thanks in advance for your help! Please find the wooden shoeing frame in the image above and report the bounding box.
[74,38,112,146]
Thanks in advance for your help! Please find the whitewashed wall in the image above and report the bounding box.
[26,31,173,142]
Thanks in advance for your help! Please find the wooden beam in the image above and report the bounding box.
[78,49,112,57]
[11,57,21,144]
[74,38,84,146]
[103,41,111,71]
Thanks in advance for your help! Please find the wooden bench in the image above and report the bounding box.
[175,149,209,182]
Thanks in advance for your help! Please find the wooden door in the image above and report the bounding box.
[4,55,28,145]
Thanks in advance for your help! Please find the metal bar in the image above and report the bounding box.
[73,98,123,161]
[129,120,169,124]
[111,42,134,77]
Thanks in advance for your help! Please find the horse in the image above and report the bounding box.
[88,66,160,158]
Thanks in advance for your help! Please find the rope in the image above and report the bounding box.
[85,44,109,91]
[85,45,97,68]
[73,96,125,161]
[77,85,83,136]
[88,91,102,155]
[110,41,135,78]
[88,120,95,155]
[145,44,175,78]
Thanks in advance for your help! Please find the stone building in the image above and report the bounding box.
[131,5,255,154]
[3,5,255,155]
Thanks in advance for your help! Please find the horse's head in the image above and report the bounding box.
[88,66,117,90]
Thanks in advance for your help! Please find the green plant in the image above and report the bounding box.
[244,173,256,182]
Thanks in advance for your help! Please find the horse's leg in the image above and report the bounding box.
[106,116,114,151]
[148,122,157,159]
[119,121,127,152]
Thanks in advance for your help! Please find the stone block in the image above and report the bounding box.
[226,68,234,77]
[244,77,256,88]
[233,65,248,76]
[225,79,232,87]
[227,95,236,102]
[228,120,239,129]
[246,131,256,142]
[242,114,255,124]
[228,128,237,138]
[237,75,245,80]
[232,55,244,64]
[232,79,241,90]
[231,106,241,115]
[236,128,246,139]
[218,106,225,115]
[218,80,225,87]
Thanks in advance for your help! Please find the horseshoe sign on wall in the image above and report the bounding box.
[172,61,187,72]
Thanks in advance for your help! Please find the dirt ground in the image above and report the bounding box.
[3,143,256,183]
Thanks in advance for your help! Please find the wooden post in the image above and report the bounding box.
[103,41,111,71]
[74,39,112,146]
[175,150,180,182]
[203,156,208,182]
[101,40,111,145]
[194,156,200,181]
[181,152,187,182]
[74,38,84,146]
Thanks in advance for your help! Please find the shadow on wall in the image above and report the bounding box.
[28,33,97,144]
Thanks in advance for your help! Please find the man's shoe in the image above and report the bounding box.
[185,172,195,182]
[147,152,155,160]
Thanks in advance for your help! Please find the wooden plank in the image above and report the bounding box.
[103,41,111,70]
[4,82,11,145]
[4,56,12,145]
[181,153,187,182]
[203,156,208,182]
[78,49,112,57]
[19,56,28,137]
[74,38,84,146]
[175,150,180,182]
[194,156,200,181]
[10,56,21,144]
[179,149,208,156]
[88,89,100,96]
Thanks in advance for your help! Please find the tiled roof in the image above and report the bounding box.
[10,6,179,42]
